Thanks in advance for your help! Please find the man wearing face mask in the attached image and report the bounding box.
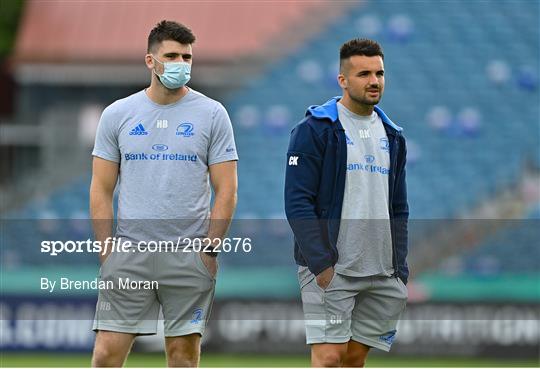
[90,20,238,367]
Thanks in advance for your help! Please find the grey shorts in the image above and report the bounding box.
[298,267,408,351]
[93,249,216,337]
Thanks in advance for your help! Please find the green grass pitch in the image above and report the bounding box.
[0,353,538,367]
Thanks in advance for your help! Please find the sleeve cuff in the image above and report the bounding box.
[208,154,239,166]
[92,150,120,163]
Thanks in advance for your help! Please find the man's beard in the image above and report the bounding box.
[351,93,381,106]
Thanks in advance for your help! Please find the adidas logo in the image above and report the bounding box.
[129,123,149,136]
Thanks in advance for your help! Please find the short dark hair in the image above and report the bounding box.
[339,38,384,70]
[147,20,196,53]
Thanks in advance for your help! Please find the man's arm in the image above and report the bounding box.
[392,138,409,284]
[284,121,334,280]
[89,157,119,264]
[207,160,238,244]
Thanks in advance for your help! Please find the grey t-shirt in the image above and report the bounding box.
[334,102,393,277]
[92,89,238,244]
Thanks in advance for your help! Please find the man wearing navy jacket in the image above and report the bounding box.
[285,39,409,367]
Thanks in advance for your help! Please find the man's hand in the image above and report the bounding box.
[99,252,110,265]
[200,252,218,279]
[316,266,334,290]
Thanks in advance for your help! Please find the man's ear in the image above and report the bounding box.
[337,73,348,89]
[144,54,154,70]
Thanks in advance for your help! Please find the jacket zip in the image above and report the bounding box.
[388,133,400,277]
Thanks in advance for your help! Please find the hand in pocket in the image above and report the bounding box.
[316,266,334,290]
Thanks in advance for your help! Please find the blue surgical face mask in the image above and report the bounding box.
[152,55,191,89]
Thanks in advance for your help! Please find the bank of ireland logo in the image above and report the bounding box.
[365,155,375,163]
[176,123,194,137]
[379,137,389,152]
[152,144,168,152]
[345,134,354,145]
[190,308,203,324]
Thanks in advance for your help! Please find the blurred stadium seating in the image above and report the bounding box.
[434,204,540,276]
[227,0,539,220]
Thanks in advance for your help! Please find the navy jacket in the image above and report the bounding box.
[284,97,410,284]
